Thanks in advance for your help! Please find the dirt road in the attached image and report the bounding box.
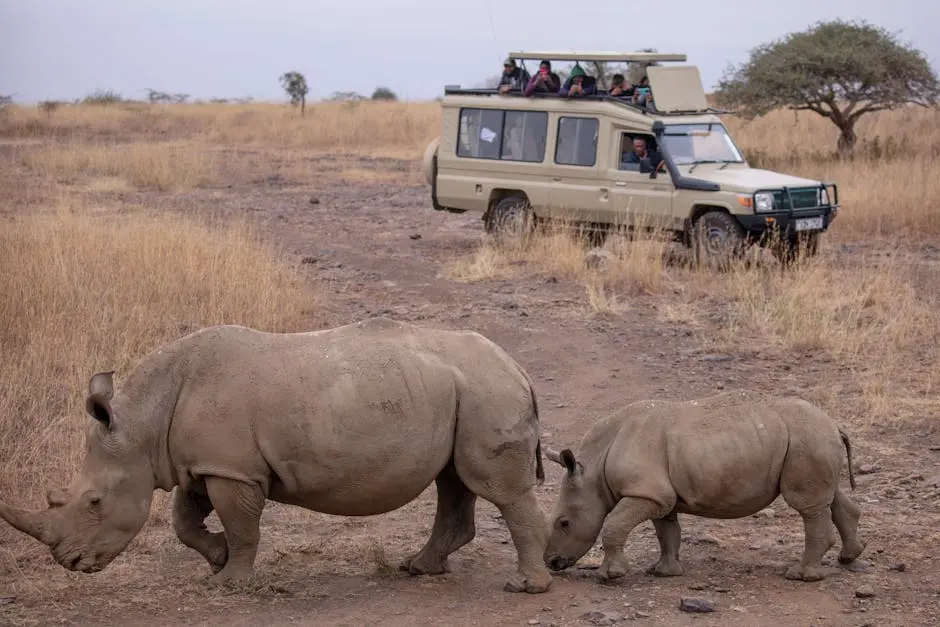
[2,163,939,626]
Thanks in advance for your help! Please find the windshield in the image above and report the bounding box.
[661,123,744,165]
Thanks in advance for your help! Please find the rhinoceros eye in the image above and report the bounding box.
[559,519,570,530]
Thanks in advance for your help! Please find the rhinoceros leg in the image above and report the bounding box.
[173,485,228,574]
[831,488,866,564]
[400,462,478,576]
[452,445,552,593]
[646,511,684,577]
[204,477,265,586]
[779,452,840,582]
[598,496,671,581]
[783,508,835,582]
[493,489,553,594]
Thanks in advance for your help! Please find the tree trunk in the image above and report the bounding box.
[300,96,305,117]
[836,123,857,157]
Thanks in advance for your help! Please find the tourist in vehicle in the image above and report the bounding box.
[633,75,652,106]
[523,60,561,96]
[622,136,664,173]
[498,58,531,94]
[608,73,635,98]
[558,64,597,97]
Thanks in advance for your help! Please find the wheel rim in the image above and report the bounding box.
[703,225,731,256]
[497,204,527,237]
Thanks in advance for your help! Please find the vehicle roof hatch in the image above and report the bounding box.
[646,65,709,113]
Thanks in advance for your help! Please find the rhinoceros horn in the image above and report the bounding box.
[0,500,56,545]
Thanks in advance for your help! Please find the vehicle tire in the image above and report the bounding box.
[691,210,746,271]
[484,196,534,247]
[772,232,820,267]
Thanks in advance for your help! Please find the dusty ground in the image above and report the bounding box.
[2,152,940,626]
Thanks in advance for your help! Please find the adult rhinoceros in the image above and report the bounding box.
[542,391,866,583]
[0,317,554,594]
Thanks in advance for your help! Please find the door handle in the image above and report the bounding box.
[551,177,562,182]
[615,181,627,187]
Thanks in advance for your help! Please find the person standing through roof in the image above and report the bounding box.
[558,64,597,97]
[498,58,531,94]
[524,60,561,96]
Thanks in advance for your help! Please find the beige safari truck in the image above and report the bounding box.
[421,50,840,265]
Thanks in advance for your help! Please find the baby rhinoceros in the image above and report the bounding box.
[543,391,866,583]
[0,317,554,595]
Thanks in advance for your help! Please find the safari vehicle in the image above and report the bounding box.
[421,50,840,265]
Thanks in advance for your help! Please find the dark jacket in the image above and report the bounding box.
[623,149,664,172]
[558,75,597,97]
[498,67,531,92]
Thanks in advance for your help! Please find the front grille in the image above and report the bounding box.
[772,188,821,211]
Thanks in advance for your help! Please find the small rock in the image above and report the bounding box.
[409,233,421,240]
[679,597,715,613]
[579,610,621,625]
[0,596,14,605]
[855,585,876,599]
[890,563,906,572]
[527,620,540,625]
[309,197,320,205]
[634,611,651,618]
[856,464,880,475]
[300,256,318,264]
[687,582,708,591]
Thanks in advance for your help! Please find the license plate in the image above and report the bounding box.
[794,216,824,231]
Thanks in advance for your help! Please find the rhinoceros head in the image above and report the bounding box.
[0,372,156,573]
[542,447,609,571]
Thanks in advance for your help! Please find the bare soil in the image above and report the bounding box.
[2,155,940,626]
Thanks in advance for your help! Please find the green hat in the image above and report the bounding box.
[570,64,586,78]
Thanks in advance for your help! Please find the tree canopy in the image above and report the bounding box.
[715,19,939,153]
[279,71,309,116]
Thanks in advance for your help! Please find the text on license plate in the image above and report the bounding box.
[795,216,824,231]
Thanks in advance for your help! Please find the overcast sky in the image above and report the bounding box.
[1,0,934,103]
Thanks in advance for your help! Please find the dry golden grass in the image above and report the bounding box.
[18,140,217,191]
[0,206,316,509]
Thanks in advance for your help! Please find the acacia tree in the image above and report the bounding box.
[279,71,309,116]
[715,20,939,154]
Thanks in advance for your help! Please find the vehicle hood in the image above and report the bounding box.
[688,166,823,192]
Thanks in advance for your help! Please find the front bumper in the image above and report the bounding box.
[738,183,840,240]
[738,207,838,239]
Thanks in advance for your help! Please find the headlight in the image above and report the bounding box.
[818,188,829,206]
[754,192,775,213]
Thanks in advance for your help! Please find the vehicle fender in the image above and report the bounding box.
[421,138,440,187]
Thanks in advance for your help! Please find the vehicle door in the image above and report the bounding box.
[544,115,610,223]
[607,131,675,233]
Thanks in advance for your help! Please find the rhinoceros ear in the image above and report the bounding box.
[560,449,581,476]
[85,371,115,429]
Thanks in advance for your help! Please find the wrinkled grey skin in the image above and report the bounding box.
[0,317,553,594]
[543,391,866,583]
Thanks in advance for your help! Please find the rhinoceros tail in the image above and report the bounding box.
[535,438,545,486]
[524,368,545,486]
[839,427,856,491]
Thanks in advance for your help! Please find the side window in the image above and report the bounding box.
[457,108,548,163]
[554,116,598,167]
[458,108,504,160]
[500,111,548,163]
